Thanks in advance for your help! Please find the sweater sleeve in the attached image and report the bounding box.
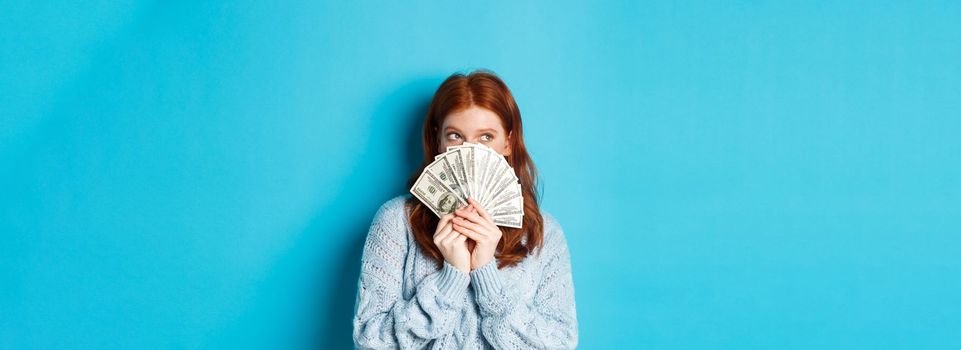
[469,216,579,349]
[352,198,471,349]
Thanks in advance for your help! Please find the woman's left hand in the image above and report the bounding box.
[452,197,503,270]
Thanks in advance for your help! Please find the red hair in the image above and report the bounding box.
[406,69,544,270]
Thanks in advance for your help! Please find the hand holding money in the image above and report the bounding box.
[410,142,524,228]
[453,197,502,270]
[433,213,472,273]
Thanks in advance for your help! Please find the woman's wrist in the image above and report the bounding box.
[471,255,492,271]
[437,260,471,301]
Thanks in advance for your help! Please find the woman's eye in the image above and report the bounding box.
[446,133,461,140]
[480,134,493,142]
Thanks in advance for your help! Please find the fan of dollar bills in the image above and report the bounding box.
[410,142,523,228]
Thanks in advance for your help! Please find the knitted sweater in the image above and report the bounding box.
[352,194,578,349]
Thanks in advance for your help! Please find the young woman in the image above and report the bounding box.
[352,70,578,349]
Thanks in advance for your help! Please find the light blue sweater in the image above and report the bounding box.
[352,194,578,349]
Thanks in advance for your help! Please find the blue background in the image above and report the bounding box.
[2,1,959,349]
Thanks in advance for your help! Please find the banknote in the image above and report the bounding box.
[410,171,466,217]
[425,155,465,200]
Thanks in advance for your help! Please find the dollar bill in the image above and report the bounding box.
[481,156,513,208]
[477,146,502,206]
[443,148,469,200]
[489,183,521,210]
[410,171,466,217]
[471,143,489,202]
[461,146,475,200]
[425,156,466,200]
[489,195,523,216]
[492,214,522,228]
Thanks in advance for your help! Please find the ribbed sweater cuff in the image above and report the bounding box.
[437,261,471,301]
[469,259,503,297]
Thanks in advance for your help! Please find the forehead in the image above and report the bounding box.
[441,106,505,131]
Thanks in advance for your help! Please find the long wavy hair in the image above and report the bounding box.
[405,69,544,270]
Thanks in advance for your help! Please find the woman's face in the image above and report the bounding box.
[438,105,512,156]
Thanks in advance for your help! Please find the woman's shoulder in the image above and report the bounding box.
[541,210,561,232]
[372,193,413,224]
[539,209,569,250]
[379,193,412,213]
[366,194,413,240]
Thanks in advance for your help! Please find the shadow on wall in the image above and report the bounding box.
[310,76,442,348]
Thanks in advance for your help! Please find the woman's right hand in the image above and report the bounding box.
[433,213,471,273]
